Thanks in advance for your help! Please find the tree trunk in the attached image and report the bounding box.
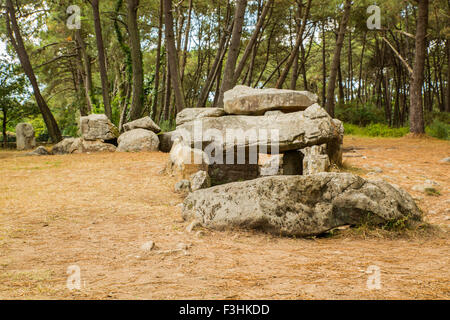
[163,0,186,113]
[127,0,145,120]
[276,0,312,89]
[91,0,112,120]
[2,108,7,148]
[180,0,193,84]
[325,0,352,117]
[5,0,62,143]
[152,0,164,120]
[357,31,367,104]
[409,0,428,134]
[446,40,450,112]
[322,21,327,106]
[218,0,248,108]
[196,6,233,108]
[75,29,94,115]
[233,0,272,84]
[290,1,303,90]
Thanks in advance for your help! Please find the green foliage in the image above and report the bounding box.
[425,188,441,196]
[426,120,450,140]
[159,120,176,133]
[335,103,386,126]
[344,123,410,137]
[424,111,450,126]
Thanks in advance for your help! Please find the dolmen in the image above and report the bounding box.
[164,85,423,236]
[166,85,344,184]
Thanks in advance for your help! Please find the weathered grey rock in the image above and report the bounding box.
[175,180,191,193]
[260,151,303,176]
[440,157,450,163]
[15,123,36,150]
[117,129,159,152]
[177,104,342,155]
[176,108,225,126]
[224,85,318,115]
[189,171,211,191]
[26,146,51,156]
[52,137,116,154]
[165,138,210,179]
[259,154,283,176]
[52,138,80,155]
[302,144,330,175]
[80,114,119,141]
[183,173,423,237]
[123,116,161,133]
[264,110,284,117]
[140,241,155,252]
[158,131,179,153]
[81,139,117,153]
[412,180,440,193]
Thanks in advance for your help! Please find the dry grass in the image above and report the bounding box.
[0,136,449,300]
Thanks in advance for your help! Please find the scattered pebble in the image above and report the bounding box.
[424,179,439,186]
[195,230,205,238]
[140,241,155,252]
[372,167,383,173]
[186,221,201,233]
[176,243,189,251]
[175,180,191,193]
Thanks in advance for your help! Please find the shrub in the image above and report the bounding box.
[159,119,176,133]
[344,123,409,138]
[426,120,449,140]
[335,103,386,126]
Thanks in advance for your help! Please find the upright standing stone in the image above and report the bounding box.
[80,114,119,141]
[15,123,36,150]
[302,144,331,175]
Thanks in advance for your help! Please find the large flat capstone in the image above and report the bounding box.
[176,104,342,154]
[224,85,318,115]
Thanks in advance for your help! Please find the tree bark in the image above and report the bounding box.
[321,21,327,106]
[275,0,312,89]
[180,0,193,84]
[325,0,352,117]
[446,39,450,112]
[218,0,248,108]
[74,29,94,115]
[152,0,164,120]
[127,0,145,120]
[233,0,272,85]
[196,4,233,108]
[5,0,62,143]
[91,0,112,120]
[290,1,303,90]
[163,0,186,113]
[2,108,7,148]
[409,0,428,134]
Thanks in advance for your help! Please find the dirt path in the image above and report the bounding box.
[0,136,449,299]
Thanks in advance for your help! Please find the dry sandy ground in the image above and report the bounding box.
[0,136,449,300]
